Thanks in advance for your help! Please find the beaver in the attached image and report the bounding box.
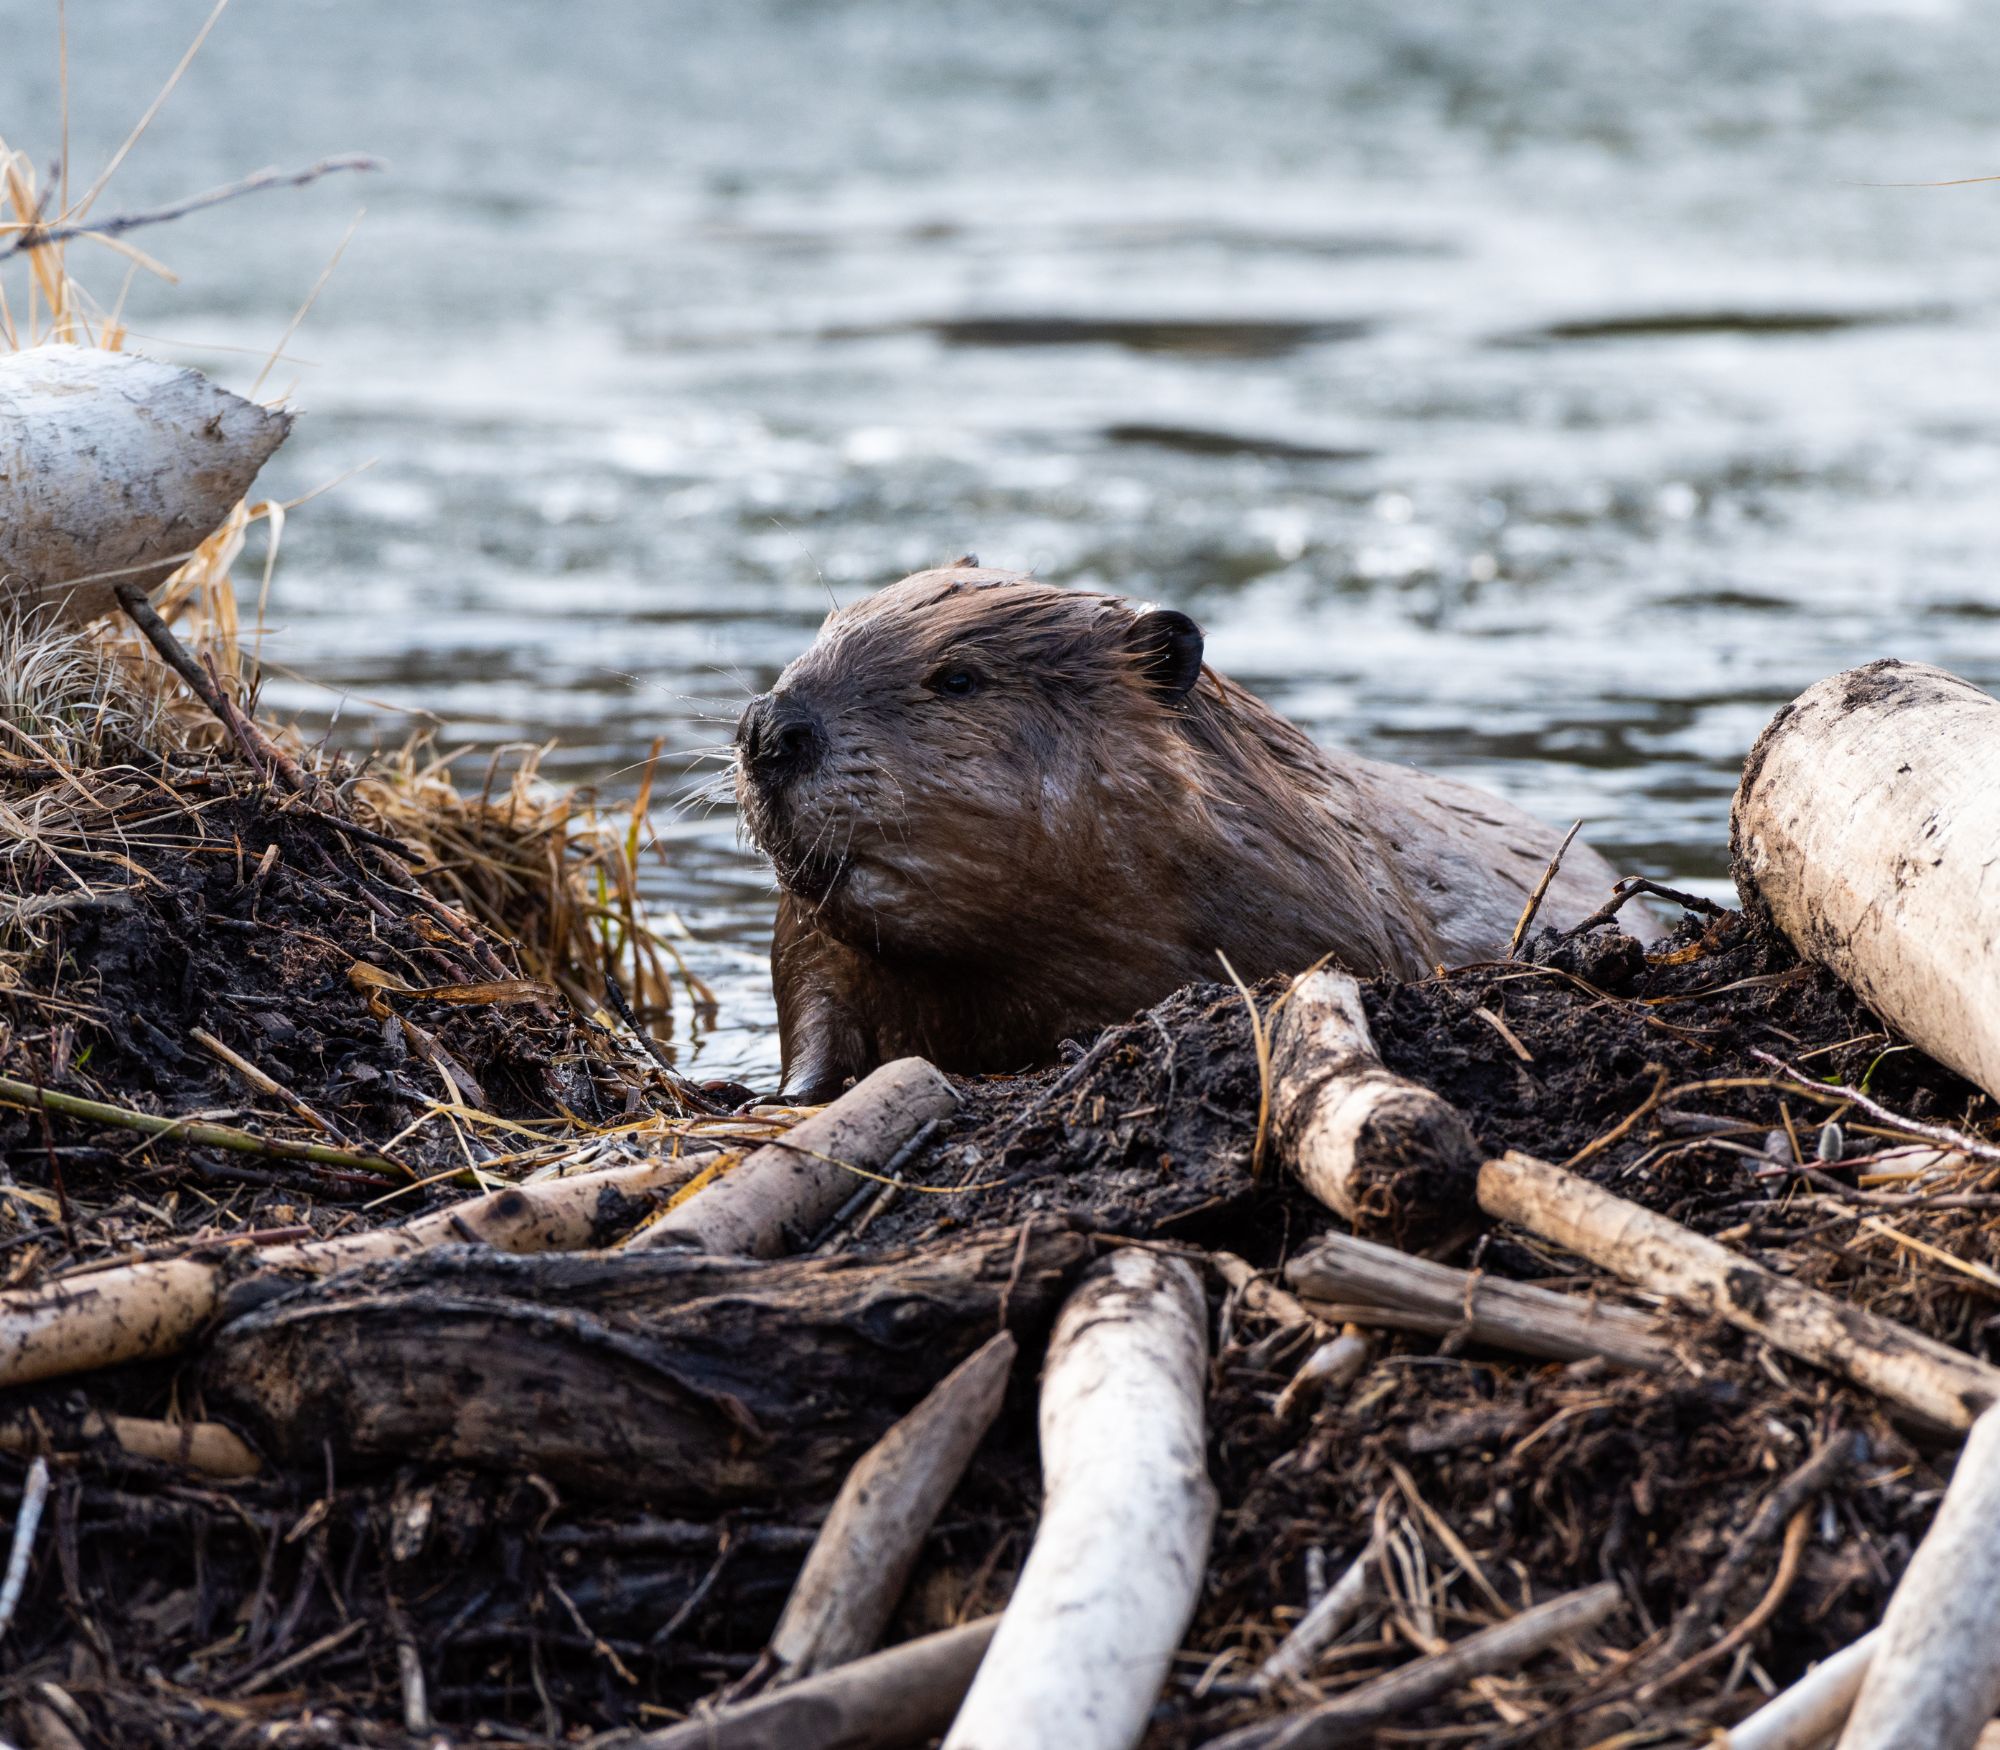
[736,561,1643,1098]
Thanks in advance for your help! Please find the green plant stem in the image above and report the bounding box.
[0,1073,411,1181]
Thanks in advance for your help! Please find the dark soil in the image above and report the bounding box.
[0,762,675,1255]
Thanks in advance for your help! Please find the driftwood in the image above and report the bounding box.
[1284,1229,1675,1372]
[943,1251,1216,1750]
[203,1226,1086,1503]
[639,1617,999,1750]
[1721,1631,1878,1750]
[1835,1405,2000,1749]
[1733,660,2000,1104]
[1212,1581,1623,1750]
[0,345,290,624]
[0,1153,703,1388]
[632,1058,958,1257]
[768,1330,1015,1681]
[1270,970,1481,1245]
[1479,1151,2000,1431]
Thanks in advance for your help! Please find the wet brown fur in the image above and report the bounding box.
[738,565,1639,1096]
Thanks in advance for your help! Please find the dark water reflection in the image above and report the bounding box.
[8,0,2000,1081]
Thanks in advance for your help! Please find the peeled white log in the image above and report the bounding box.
[1835,1405,2000,1749]
[1284,1229,1674,1372]
[1720,1630,1877,1750]
[638,1617,999,1750]
[0,344,291,623]
[1271,970,1481,1246]
[630,1057,957,1257]
[769,1330,1015,1680]
[0,1153,702,1387]
[1733,661,2000,1104]
[942,1250,1216,1750]
[1479,1151,2000,1431]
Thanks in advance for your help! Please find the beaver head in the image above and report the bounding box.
[736,563,1212,966]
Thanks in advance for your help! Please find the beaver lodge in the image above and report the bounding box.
[11,133,2000,1750]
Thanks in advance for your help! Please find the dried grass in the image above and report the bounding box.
[1,95,704,1078]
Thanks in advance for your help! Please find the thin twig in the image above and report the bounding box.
[1641,1430,1861,1689]
[112,584,311,792]
[1751,1048,2000,1169]
[1,154,381,262]
[0,1455,51,1637]
[0,1072,414,1181]
[1638,1507,1811,1701]
[1564,1064,1668,1169]
[1256,1534,1378,1690]
[1560,875,1727,942]
[191,1026,346,1140]
[1507,821,1581,958]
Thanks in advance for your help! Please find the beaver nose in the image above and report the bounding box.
[737,692,826,786]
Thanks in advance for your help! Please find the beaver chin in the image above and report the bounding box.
[769,837,852,907]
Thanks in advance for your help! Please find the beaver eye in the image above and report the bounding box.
[927,666,981,698]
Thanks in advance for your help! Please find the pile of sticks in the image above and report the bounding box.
[8,342,2000,1748]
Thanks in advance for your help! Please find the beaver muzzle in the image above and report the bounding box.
[736,691,826,794]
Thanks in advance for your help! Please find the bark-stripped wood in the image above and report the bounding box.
[768,1330,1015,1680]
[202,1226,1085,1503]
[0,1410,259,1478]
[637,1617,999,1750]
[0,1153,704,1388]
[1836,1405,2000,1749]
[943,1250,1215,1750]
[0,344,291,623]
[1479,1150,2000,1431]
[630,1058,958,1256]
[1732,660,2000,1104]
[1721,1631,1877,1750]
[1271,969,1481,1245]
[1284,1229,1674,1372]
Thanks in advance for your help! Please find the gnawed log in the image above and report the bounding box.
[203,1226,1086,1503]
[638,1617,999,1750]
[1720,1630,1877,1750]
[1211,1582,1623,1750]
[1271,970,1481,1245]
[0,1152,704,1388]
[1836,1405,2000,1749]
[1733,660,2000,1105]
[943,1250,1215,1750]
[631,1058,958,1257]
[1284,1229,1675,1372]
[1478,1151,2000,1431]
[768,1330,1015,1680]
[0,344,290,624]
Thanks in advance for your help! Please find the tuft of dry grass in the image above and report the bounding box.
[0,609,169,768]
[352,734,716,1057]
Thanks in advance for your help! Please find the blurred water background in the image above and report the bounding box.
[6,0,2000,1083]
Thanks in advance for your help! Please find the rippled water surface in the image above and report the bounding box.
[9,0,2000,1080]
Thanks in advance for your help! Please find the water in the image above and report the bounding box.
[8,0,2000,1083]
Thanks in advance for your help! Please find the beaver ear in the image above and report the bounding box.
[1126,609,1205,702]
